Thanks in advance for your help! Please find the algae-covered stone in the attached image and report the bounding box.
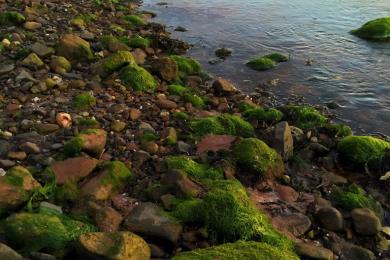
[77,232,150,260]
[0,211,96,253]
[263,53,289,62]
[0,12,25,26]
[57,34,93,61]
[246,57,276,71]
[338,136,390,164]
[96,51,135,77]
[120,65,157,91]
[123,15,146,26]
[232,138,284,178]
[21,53,44,69]
[125,36,150,48]
[0,166,41,216]
[285,105,327,129]
[189,114,254,138]
[73,92,97,110]
[80,161,133,201]
[170,55,202,77]
[243,106,283,124]
[50,56,72,74]
[172,241,299,260]
[351,17,390,40]
[64,129,107,157]
[153,57,179,81]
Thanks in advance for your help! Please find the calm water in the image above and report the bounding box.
[143,0,390,135]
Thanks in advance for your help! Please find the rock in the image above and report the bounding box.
[0,140,12,157]
[162,127,177,144]
[51,56,71,74]
[56,112,72,128]
[0,160,15,169]
[21,53,44,69]
[141,141,159,154]
[215,48,233,59]
[0,243,26,260]
[351,17,390,40]
[94,51,135,77]
[340,242,375,260]
[50,156,98,185]
[19,141,40,154]
[212,77,237,93]
[0,166,41,216]
[274,184,299,202]
[79,129,107,157]
[30,42,55,58]
[131,48,147,65]
[57,34,93,61]
[317,207,343,231]
[16,69,36,82]
[95,207,123,232]
[24,21,42,30]
[35,123,60,135]
[153,57,178,82]
[7,151,27,160]
[196,135,236,154]
[162,170,203,198]
[272,212,312,237]
[111,120,126,132]
[178,141,191,153]
[0,62,15,75]
[124,202,182,244]
[156,99,177,110]
[130,108,142,121]
[295,242,333,260]
[77,232,150,260]
[273,121,294,160]
[351,208,381,235]
[139,122,155,133]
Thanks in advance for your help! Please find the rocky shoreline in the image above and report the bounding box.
[0,0,389,259]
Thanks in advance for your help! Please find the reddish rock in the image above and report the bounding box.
[156,99,177,110]
[95,206,123,232]
[274,184,299,203]
[196,135,237,154]
[51,156,98,185]
[130,108,142,121]
[79,129,107,157]
[212,77,237,94]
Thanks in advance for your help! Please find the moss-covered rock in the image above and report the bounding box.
[124,36,151,48]
[64,129,107,157]
[120,65,157,91]
[0,12,25,26]
[50,56,72,74]
[351,17,390,40]
[57,34,93,61]
[263,53,289,62]
[73,92,97,110]
[232,138,284,178]
[172,240,299,260]
[166,156,224,181]
[337,136,390,164]
[97,51,135,77]
[285,105,327,129]
[170,55,202,77]
[183,93,205,108]
[0,210,96,254]
[246,57,276,71]
[322,124,352,138]
[168,84,188,96]
[243,107,283,124]
[189,114,254,138]
[123,15,146,26]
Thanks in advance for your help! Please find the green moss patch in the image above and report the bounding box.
[170,55,202,77]
[168,84,205,108]
[189,114,254,138]
[100,51,135,77]
[247,57,276,71]
[337,136,390,164]
[123,15,146,26]
[122,36,151,48]
[99,161,133,191]
[120,65,157,91]
[63,136,84,157]
[351,17,390,40]
[243,106,283,124]
[232,138,284,178]
[73,92,97,110]
[285,105,327,129]
[322,124,352,138]
[0,12,25,26]
[173,240,299,260]
[263,53,289,62]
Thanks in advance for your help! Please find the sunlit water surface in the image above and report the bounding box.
[143,0,390,135]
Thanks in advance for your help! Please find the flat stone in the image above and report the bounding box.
[351,208,381,235]
[30,42,54,57]
[19,142,40,154]
[272,212,312,237]
[296,242,334,260]
[51,156,98,185]
[0,62,15,75]
[35,123,60,135]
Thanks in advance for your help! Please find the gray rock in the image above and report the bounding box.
[124,202,182,244]
[0,243,26,260]
[351,208,381,235]
[20,141,41,154]
[30,42,55,57]
[340,242,375,260]
[0,62,15,76]
[273,121,294,160]
[178,141,191,153]
[317,206,343,231]
[139,122,155,133]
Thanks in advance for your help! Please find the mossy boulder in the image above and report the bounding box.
[337,136,390,164]
[246,57,276,71]
[263,53,289,62]
[170,55,202,77]
[64,129,107,157]
[232,138,284,178]
[189,114,254,138]
[76,232,150,260]
[72,92,96,110]
[351,17,390,40]
[0,166,41,216]
[57,34,93,61]
[96,51,135,77]
[124,36,151,48]
[123,15,146,26]
[322,123,352,138]
[242,106,283,124]
[0,210,96,254]
[0,12,25,26]
[173,240,299,260]
[284,105,327,129]
[50,56,72,74]
[80,161,133,201]
[120,65,157,92]
[168,84,205,108]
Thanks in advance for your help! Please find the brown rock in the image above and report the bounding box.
[95,207,123,232]
[131,48,147,65]
[274,184,299,202]
[196,135,237,154]
[351,208,381,235]
[212,77,237,93]
[79,129,107,157]
[156,99,177,110]
[295,242,334,260]
[35,123,60,135]
[56,112,72,128]
[7,151,27,161]
[162,170,202,198]
[153,57,178,82]
[19,142,40,154]
[56,34,92,61]
[317,207,344,231]
[24,21,42,30]
[51,156,98,185]
[129,108,141,121]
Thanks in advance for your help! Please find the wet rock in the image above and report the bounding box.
[340,242,375,260]
[317,206,343,231]
[273,121,294,160]
[141,141,159,154]
[124,202,182,244]
[21,53,44,69]
[162,170,202,198]
[212,77,237,94]
[19,141,40,154]
[153,57,178,82]
[351,208,381,235]
[57,34,93,61]
[77,232,150,260]
[30,42,54,57]
[50,156,98,185]
[95,206,123,232]
[0,243,26,260]
[24,21,42,30]
[35,123,60,135]
[215,47,233,59]
[295,242,333,260]
[8,151,27,160]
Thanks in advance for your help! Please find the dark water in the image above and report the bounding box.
[143,0,390,135]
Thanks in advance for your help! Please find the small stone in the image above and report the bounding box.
[317,207,343,231]
[7,151,27,161]
[139,122,155,133]
[351,208,381,235]
[141,142,159,154]
[130,109,142,121]
[21,53,44,69]
[19,142,40,154]
[215,47,233,59]
[56,112,72,128]
[24,21,42,30]
[0,62,15,75]
[35,123,60,135]
[212,77,237,93]
[178,141,191,153]
[95,207,123,232]
[30,42,54,57]
[51,56,71,74]
[156,99,177,110]
[111,120,126,132]
[0,160,16,169]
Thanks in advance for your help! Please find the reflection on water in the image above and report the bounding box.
[143,0,390,135]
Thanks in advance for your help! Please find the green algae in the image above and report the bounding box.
[183,93,205,108]
[170,55,202,77]
[123,15,146,26]
[123,36,151,48]
[285,105,327,129]
[189,114,254,138]
[168,84,189,96]
[337,135,390,164]
[243,107,283,124]
[78,118,100,128]
[100,51,135,77]
[322,123,352,138]
[73,92,97,110]
[63,136,84,157]
[55,181,80,204]
[232,138,284,178]
[351,17,390,40]
[119,64,157,91]
[263,53,289,62]
[99,161,133,192]
[0,12,25,26]
[172,240,299,260]
[246,57,276,71]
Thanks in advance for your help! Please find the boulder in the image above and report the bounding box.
[295,242,333,260]
[56,34,93,61]
[317,206,343,231]
[351,208,381,235]
[212,77,237,94]
[50,156,98,185]
[273,121,294,160]
[152,57,178,81]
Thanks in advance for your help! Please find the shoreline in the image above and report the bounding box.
[0,1,388,259]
